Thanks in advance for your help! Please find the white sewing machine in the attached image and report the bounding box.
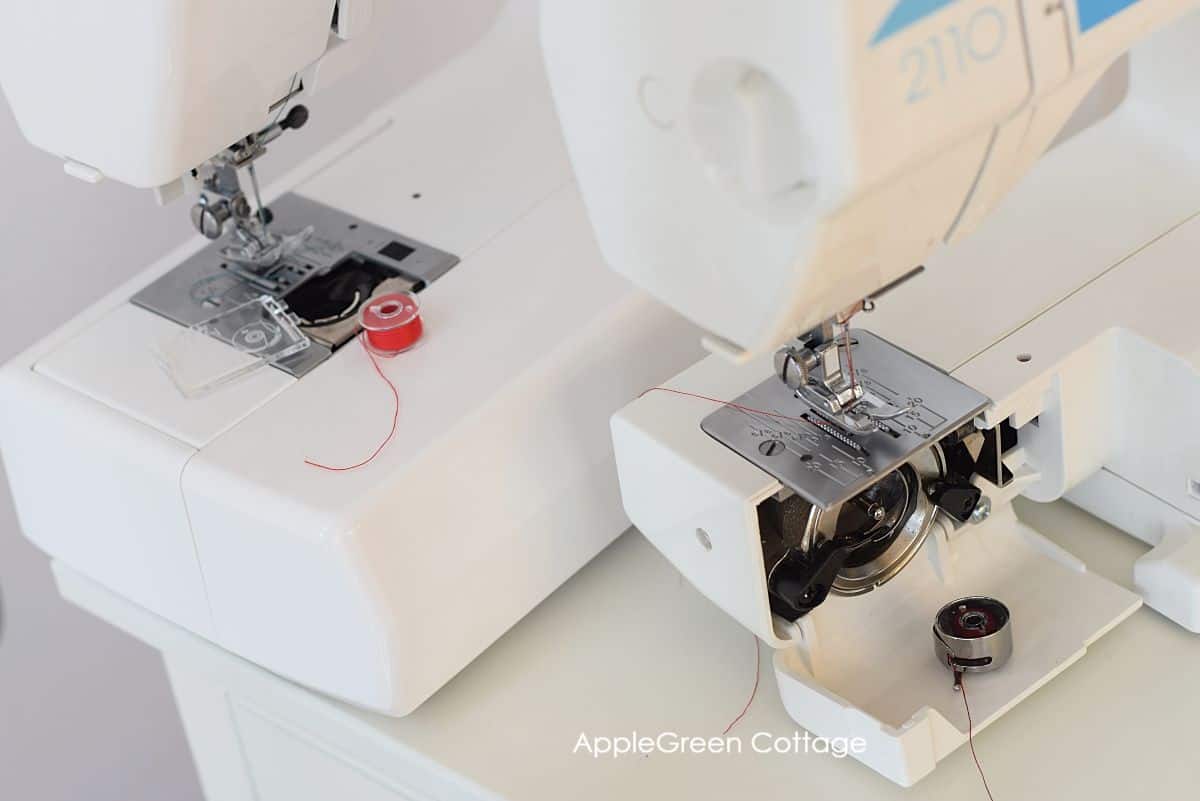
[1,0,1198,790]
[0,0,705,717]
[545,0,1200,785]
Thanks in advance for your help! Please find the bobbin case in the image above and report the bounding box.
[933,596,1013,674]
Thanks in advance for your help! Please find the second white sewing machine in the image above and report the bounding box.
[1,0,1199,789]
[545,0,1200,784]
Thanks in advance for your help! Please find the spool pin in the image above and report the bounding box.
[359,291,423,355]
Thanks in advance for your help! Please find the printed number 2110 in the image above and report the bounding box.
[901,6,1007,104]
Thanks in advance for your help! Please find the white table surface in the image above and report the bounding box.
[56,499,1200,800]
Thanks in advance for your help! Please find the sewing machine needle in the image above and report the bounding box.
[247,163,269,234]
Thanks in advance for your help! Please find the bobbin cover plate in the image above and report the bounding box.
[154,295,310,398]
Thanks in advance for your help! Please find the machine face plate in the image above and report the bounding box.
[701,330,989,510]
[132,193,458,378]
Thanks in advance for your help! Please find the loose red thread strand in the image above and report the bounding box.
[304,367,818,474]
[303,359,798,725]
[959,674,996,801]
[639,386,824,431]
[842,324,858,388]
[722,635,761,736]
[637,389,790,735]
[304,334,400,472]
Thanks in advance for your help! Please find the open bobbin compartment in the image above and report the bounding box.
[610,353,1147,788]
[771,503,1140,786]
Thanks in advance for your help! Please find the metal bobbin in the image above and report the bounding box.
[933,596,1013,674]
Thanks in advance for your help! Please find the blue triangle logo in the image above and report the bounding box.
[871,0,959,46]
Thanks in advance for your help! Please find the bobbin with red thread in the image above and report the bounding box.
[358,291,423,355]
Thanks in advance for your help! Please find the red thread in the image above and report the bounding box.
[959,674,996,801]
[842,324,858,389]
[722,634,761,735]
[359,291,423,354]
[639,386,823,430]
[304,334,400,472]
[365,315,423,353]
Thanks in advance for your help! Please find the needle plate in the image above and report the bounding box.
[701,330,990,510]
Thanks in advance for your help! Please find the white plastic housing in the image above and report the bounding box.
[0,0,363,188]
[0,1,703,715]
[611,259,1200,783]
[609,11,1200,777]
[542,0,1193,359]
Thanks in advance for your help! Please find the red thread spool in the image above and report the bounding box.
[359,291,423,355]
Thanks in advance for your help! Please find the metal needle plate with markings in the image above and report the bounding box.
[701,330,990,511]
[132,193,458,378]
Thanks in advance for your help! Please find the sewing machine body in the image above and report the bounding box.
[2,0,1200,789]
[611,17,1200,780]
[0,5,702,715]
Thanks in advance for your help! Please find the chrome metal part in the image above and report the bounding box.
[970,495,993,524]
[824,461,937,596]
[133,193,459,378]
[774,344,815,392]
[704,329,990,511]
[187,106,313,270]
[775,321,865,419]
[933,596,1013,674]
[760,451,942,612]
[190,158,310,271]
[190,196,232,239]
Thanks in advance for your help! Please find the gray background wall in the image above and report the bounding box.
[0,3,501,798]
